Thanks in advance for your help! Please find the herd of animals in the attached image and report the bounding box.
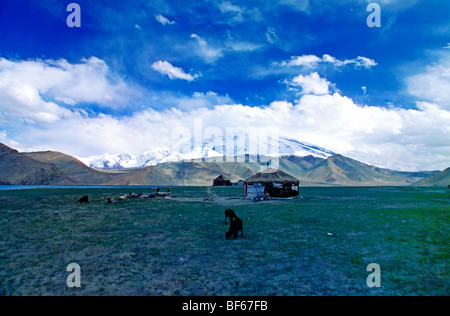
[76,195,244,240]
[77,189,171,205]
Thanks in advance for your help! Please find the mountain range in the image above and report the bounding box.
[0,142,448,187]
[82,136,335,169]
[413,167,450,187]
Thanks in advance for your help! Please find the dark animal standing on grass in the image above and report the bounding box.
[226,216,244,240]
[77,195,89,204]
[224,208,237,224]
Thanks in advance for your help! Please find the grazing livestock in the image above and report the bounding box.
[77,195,89,204]
[225,217,244,240]
[224,208,237,224]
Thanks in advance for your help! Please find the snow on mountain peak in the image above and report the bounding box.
[83,135,335,169]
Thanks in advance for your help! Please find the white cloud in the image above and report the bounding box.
[265,27,278,44]
[190,34,224,62]
[322,54,378,68]
[0,130,22,151]
[0,80,74,123]
[281,54,378,69]
[217,1,243,14]
[0,57,140,125]
[225,41,263,52]
[282,55,322,68]
[151,61,199,81]
[349,56,378,68]
[0,57,136,109]
[407,53,450,110]
[277,0,309,12]
[189,32,262,62]
[155,14,175,25]
[289,72,331,95]
[215,1,263,24]
[162,91,233,110]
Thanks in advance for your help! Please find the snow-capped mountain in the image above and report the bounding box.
[82,135,335,169]
[92,153,137,169]
[84,149,171,169]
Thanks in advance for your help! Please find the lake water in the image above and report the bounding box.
[0,185,159,191]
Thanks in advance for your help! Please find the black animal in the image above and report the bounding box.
[225,216,244,240]
[224,208,237,224]
[77,195,89,204]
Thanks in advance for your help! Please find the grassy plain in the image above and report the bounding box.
[0,186,448,296]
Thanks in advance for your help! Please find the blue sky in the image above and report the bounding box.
[0,0,449,171]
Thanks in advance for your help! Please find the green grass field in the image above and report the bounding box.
[0,186,448,296]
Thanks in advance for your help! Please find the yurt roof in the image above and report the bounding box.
[244,169,299,185]
[214,175,230,181]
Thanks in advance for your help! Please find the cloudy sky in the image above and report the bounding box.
[0,0,449,171]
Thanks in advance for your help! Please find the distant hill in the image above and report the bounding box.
[23,151,124,185]
[302,154,437,186]
[0,143,443,187]
[413,168,450,187]
[278,155,325,179]
[104,160,262,186]
[0,144,70,185]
